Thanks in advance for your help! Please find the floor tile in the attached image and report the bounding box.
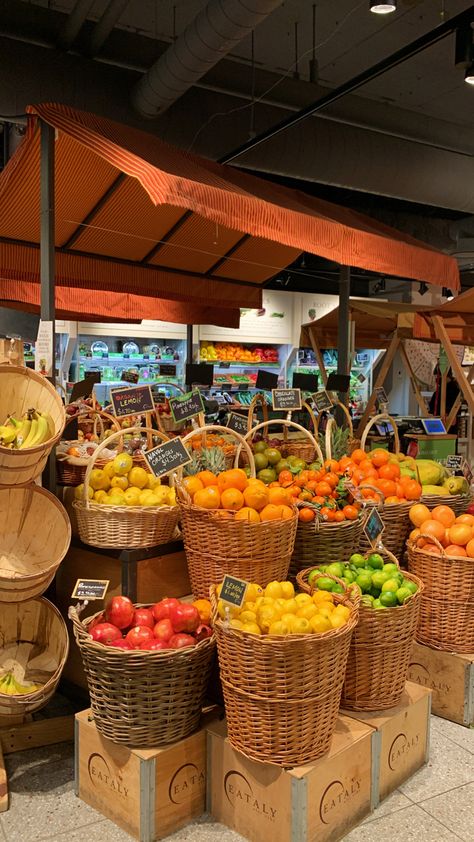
[430,715,474,754]
[398,726,474,802]
[362,788,413,823]
[167,815,246,841]
[49,819,135,841]
[341,803,464,841]
[419,782,474,842]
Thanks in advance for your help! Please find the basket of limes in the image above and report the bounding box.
[297,547,423,711]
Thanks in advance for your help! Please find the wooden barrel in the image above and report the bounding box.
[0,597,69,716]
[0,365,65,485]
[0,484,71,601]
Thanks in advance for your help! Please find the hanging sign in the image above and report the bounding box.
[35,320,54,377]
[159,363,177,377]
[312,390,333,412]
[326,372,350,393]
[121,370,140,384]
[292,372,318,392]
[71,579,110,601]
[375,386,389,406]
[364,508,385,549]
[111,385,154,417]
[227,412,250,436]
[69,373,101,403]
[220,575,248,608]
[144,438,191,478]
[272,388,302,411]
[255,369,278,390]
[169,390,204,424]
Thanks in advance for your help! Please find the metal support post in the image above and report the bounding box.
[337,266,351,405]
[40,119,56,491]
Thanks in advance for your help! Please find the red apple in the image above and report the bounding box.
[105,596,135,630]
[132,607,155,629]
[90,623,122,644]
[108,638,133,649]
[169,633,197,649]
[169,603,200,634]
[140,639,169,651]
[466,503,474,516]
[152,598,180,622]
[153,618,174,643]
[195,624,213,642]
[125,626,155,648]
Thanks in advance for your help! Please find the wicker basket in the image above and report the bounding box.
[289,513,364,582]
[70,603,215,747]
[210,582,359,766]
[0,597,69,717]
[177,425,297,598]
[56,409,122,486]
[407,536,474,653]
[0,365,65,485]
[317,402,359,461]
[73,426,180,549]
[244,396,322,465]
[0,484,71,602]
[420,491,473,516]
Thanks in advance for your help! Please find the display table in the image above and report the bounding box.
[405,433,457,460]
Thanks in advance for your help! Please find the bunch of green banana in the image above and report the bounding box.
[0,408,55,449]
[0,671,42,695]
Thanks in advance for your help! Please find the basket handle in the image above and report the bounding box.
[236,418,324,465]
[360,413,400,455]
[247,392,269,433]
[81,426,170,505]
[313,400,353,437]
[324,416,336,461]
[410,533,447,558]
[63,408,122,436]
[282,400,318,445]
[299,570,361,609]
[179,424,256,477]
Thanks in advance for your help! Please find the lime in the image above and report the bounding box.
[332,583,344,594]
[257,468,277,484]
[383,563,399,575]
[402,579,418,595]
[342,570,356,584]
[254,452,269,471]
[356,572,373,593]
[367,553,384,570]
[276,459,290,474]
[373,600,388,610]
[315,577,334,592]
[318,564,328,572]
[253,441,267,454]
[327,562,344,578]
[349,553,367,568]
[380,590,398,607]
[382,578,400,593]
[396,586,413,605]
[308,569,324,586]
[265,448,282,466]
[370,585,382,599]
[361,594,375,607]
[371,571,390,590]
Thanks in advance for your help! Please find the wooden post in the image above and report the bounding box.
[432,316,474,416]
[440,370,448,423]
[308,330,328,386]
[399,342,430,417]
[355,333,401,437]
[446,361,474,430]
[0,743,7,812]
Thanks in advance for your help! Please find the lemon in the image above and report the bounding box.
[313,591,334,606]
[281,613,297,630]
[152,487,171,505]
[139,489,159,506]
[128,466,149,489]
[110,475,128,491]
[268,620,289,635]
[124,486,141,506]
[291,617,311,635]
[257,606,280,633]
[273,598,287,616]
[241,622,262,635]
[229,619,244,630]
[382,578,401,593]
[333,605,351,621]
[297,604,318,621]
[280,581,295,599]
[108,486,125,498]
[242,601,258,614]
[258,597,275,609]
[217,600,239,620]
[295,593,312,607]
[74,483,93,501]
[282,598,298,614]
[310,615,332,633]
[107,490,126,506]
[239,610,258,625]
[93,490,108,504]
[146,474,161,490]
[103,461,116,479]
[113,453,133,476]
[246,583,263,602]
[167,487,177,506]
[330,613,347,629]
[264,581,283,600]
[89,468,110,491]
[317,606,334,620]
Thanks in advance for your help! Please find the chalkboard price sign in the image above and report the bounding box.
[227,412,249,435]
[121,370,139,384]
[220,575,248,608]
[364,508,385,549]
[159,363,176,377]
[169,390,204,424]
[111,385,154,417]
[312,390,333,412]
[272,388,302,411]
[71,579,110,601]
[144,438,191,478]
[69,373,101,403]
[446,455,463,471]
[375,386,389,406]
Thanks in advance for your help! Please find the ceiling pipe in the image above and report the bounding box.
[58,0,95,49]
[88,0,130,56]
[132,0,284,118]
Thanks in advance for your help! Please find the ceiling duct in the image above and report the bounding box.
[58,0,95,49]
[132,0,283,118]
[88,0,130,56]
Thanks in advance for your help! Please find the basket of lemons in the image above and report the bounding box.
[73,427,180,549]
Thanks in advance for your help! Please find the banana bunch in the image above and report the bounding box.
[0,408,54,449]
[0,671,42,695]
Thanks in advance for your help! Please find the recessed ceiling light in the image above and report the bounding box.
[465,63,474,84]
[370,1,397,13]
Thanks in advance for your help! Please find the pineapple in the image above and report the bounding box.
[201,446,227,475]
[184,450,203,476]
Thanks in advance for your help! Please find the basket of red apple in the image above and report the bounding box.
[69,594,215,747]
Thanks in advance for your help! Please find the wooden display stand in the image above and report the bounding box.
[75,709,215,842]
[408,642,474,727]
[207,715,374,842]
[342,682,431,807]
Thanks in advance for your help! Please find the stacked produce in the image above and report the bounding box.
[302,554,419,608]
[74,452,177,508]
[413,459,469,496]
[182,468,294,522]
[408,503,474,557]
[200,341,278,363]
[185,439,234,475]
[0,408,55,449]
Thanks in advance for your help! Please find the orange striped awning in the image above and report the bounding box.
[414,288,474,345]
[0,102,460,323]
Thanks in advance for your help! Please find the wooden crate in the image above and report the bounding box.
[342,682,431,807]
[408,641,474,727]
[207,715,374,842]
[75,709,210,842]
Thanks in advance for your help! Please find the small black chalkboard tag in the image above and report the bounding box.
[227,412,249,435]
[375,386,389,406]
[326,372,351,393]
[312,390,333,412]
[159,363,176,377]
[71,579,110,601]
[69,373,101,403]
[272,388,302,411]
[144,438,191,478]
[169,390,204,424]
[255,369,278,390]
[363,508,385,549]
[111,385,154,417]
[220,575,248,608]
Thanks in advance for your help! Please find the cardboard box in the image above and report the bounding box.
[207,715,374,842]
[342,682,431,806]
[75,709,209,841]
[408,641,474,727]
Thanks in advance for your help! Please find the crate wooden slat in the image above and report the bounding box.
[408,642,474,727]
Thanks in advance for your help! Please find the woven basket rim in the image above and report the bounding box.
[179,497,298,523]
[407,539,474,564]
[73,499,177,515]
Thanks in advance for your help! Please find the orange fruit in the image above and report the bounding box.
[445,544,468,557]
[419,519,446,542]
[405,480,422,501]
[280,504,294,520]
[268,486,291,506]
[431,505,456,528]
[217,469,248,493]
[278,470,293,486]
[183,476,204,496]
[399,475,415,489]
[260,504,293,521]
[334,510,346,522]
[197,470,218,487]
[409,527,421,542]
[423,543,442,555]
[464,539,474,557]
[351,449,366,464]
[298,507,315,523]
[409,503,431,527]
[315,482,332,497]
[371,449,390,467]
[323,459,339,472]
[385,496,400,504]
[378,463,401,480]
[378,479,397,498]
[235,506,260,523]
[343,505,359,520]
[220,488,244,511]
[448,523,473,547]
[194,486,221,509]
[243,484,269,511]
[455,513,474,527]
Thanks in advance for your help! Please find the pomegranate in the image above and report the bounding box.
[152,598,180,622]
[108,638,133,649]
[105,596,135,630]
[132,607,155,629]
[125,626,155,648]
[90,623,122,644]
[153,619,174,643]
[169,633,197,649]
[169,603,200,634]
[140,639,169,651]
[195,624,213,642]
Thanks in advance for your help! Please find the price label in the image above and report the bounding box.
[121,370,139,384]
[446,455,463,471]
[255,369,278,390]
[375,386,389,406]
[219,362,231,369]
[220,575,248,608]
[364,508,385,548]
[159,363,176,377]
[69,373,101,403]
[169,390,204,424]
[227,412,249,435]
[312,390,333,412]
[144,438,191,478]
[111,385,154,417]
[272,388,302,411]
[71,579,110,601]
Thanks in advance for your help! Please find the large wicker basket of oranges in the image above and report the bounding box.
[176,426,299,599]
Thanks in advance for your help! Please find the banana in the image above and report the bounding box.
[0,425,17,445]
[41,412,55,441]
[0,672,42,695]
[19,418,37,449]
[4,415,21,428]
[15,418,31,448]
[32,414,49,446]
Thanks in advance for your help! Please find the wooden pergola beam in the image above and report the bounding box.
[431,315,474,416]
[355,332,401,437]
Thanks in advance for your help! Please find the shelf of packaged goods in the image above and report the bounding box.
[202,360,280,367]
[80,357,178,365]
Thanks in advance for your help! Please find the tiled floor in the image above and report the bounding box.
[1,715,473,842]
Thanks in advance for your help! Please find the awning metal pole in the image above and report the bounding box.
[40,118,56,490]
[337,266,351,405]
[186,324,193,390]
